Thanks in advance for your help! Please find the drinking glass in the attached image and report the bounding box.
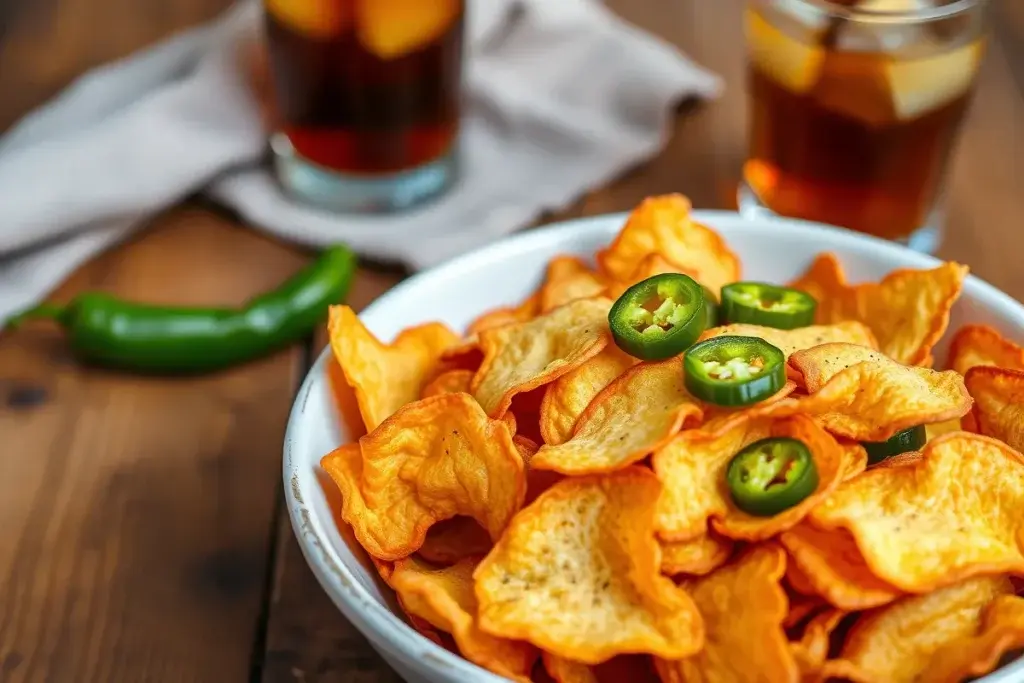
[263,0,464,213]
[740,0,988,252]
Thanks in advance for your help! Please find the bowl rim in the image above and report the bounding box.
[284,209,1024,683]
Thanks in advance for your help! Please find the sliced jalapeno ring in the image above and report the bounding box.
[721,282,817,330]
[862,425,926,465]
[608,273,707,360]
[727,437,819,517]
[684,335,786,406]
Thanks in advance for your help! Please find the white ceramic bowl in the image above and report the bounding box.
[284,210,1024,683]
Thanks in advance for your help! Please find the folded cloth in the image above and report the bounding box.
[0,0,720,324]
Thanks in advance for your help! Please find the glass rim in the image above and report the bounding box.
[773,0,987,23]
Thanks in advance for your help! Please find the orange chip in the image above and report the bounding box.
[690,381,799,439]
[919,594,1024,683]
[789,252,851,320]
[471,298,611,418]
[965,366,1024,452]
[659,532,734,577]
[532,360,703,474]
[810,432,1024,592]
[790,607,847,679]
[789,343,972,442]
[830,576,1013,683]
[420,369,474,398]
[784,592,826,631]
[542,653,659,683]
[654,414,844,542]
[418,517,493,565]
[320,394,526,560]
[925,417,962,442]
[779,524,901,610]
[467,292,541,336]
[603,253,694,301]
[596,194,740,294]
[539,256,607,314]
[391,556,536,682]
[539,346,638,446]
[474,467,704,664]
[947,324,1024,376]
[398,596,445,646]
[838,441,868,481]
[328,305,459,431]
[541,654,598,683]
[698,321,878,359]
[654,545,798,683]
[328,356,368,439]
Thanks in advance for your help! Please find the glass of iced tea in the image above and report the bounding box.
[263,0,464,212]
[740,0,987,252]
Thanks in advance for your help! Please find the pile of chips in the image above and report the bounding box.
[322,194,1024,683]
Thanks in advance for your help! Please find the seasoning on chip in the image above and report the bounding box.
[654,545,797,683]
[965,365,1024,452]
[947,323,1024,376]
[329,305,459,431]
[811,432,1024,591]
[472,297,611,418]
[474,467,705,663]
[391,556,537,682]
[532,360,702,474]
[321,393,525,560]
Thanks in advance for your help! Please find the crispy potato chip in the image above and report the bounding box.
[919,594,1024,683]
[654,545,798,683]
[791,259,967,366]
[438,336,483,373]
[603,253,693,300]
[474,467,704,663]
[418,517,493,565]
[539,256,607,314]
[542,653,659,683]
[831,576,1013,683]
[321,394,526,560]
[779,524,901,610]
[698,321,878,359]
[790,608,847,679]
[398,596,446,646]
[596,194,740,294]
[532,360,703,474]
[838,441,868,481]
[420,369,474,398]
[328,356,368,439]
[391,556,536,682]
[965,366,1024,452]
[925,417,962,442]
[784,592,825,631]
[472,298,611,418]
[467,293,540,336]
[811,432,1024,592]
[542,654,598,683]
[328,305,459,431]
[947,324,1024,376]
[789,343,972,441]
[539,346,638,446]
[654,414,844,542]
[689,381,799,439]
[659,532,734,577]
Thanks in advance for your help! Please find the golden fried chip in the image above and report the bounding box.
[784,593,826,631]
[542,654,598,683]
[659,532,734,577]
[420,369,474,398]
[654,414,844,542]
[790,607,847,679]
[831,576,1013,683]
[328,305,459,431]
[532,360,703,474]
[810,432,1024,591]
[596,194,740,294]
[925,418,962,442]
[417,517,493,565]
[690,381,799,438]
[398,596,445,646]
[467,292,540,336]
[788,252,852,324]
[698,321,878,359]
[539,256,607,314]
[789,343,972,442]
[838,441,868,481]
[947,324,1024,376]
[542,654,659,683]
[779,524,901,610]
[472,298,611,418]
[321,394,526,560]
[919,594,1024,683]
[474,467,704,663]
[391,556,536,682]
[539,346,638,445]
[328,356,368,439]
[603,253,693,300]
[654,545,798,683]
[965,366,1024,452]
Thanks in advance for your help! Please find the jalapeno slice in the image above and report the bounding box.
[702,285,720,329]
[608,273,707,360]
[727,437,819,517]
[862,425,926,465]
[720,282,817,329]
[684,335,786,406]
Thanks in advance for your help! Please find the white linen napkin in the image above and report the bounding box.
[0,0,720,324]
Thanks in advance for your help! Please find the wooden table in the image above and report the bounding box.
[0,1,1021,681]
